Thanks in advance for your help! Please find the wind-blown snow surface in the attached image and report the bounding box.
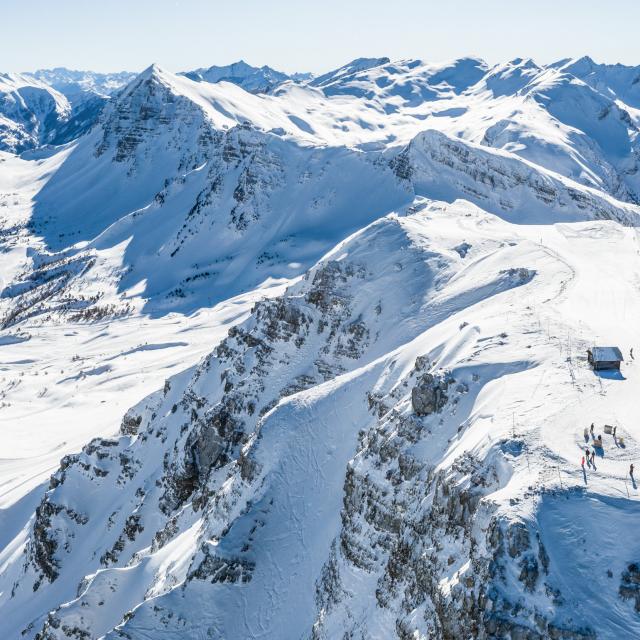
[1,56,640,639]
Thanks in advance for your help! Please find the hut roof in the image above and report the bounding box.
[591,346,623,362]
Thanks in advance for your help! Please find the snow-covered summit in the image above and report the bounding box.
[476,57,543,97]
[310,56,487,103]
[555,56,640,108]
[181,59,304,94]
[310,56,391,87]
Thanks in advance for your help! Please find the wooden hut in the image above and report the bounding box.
[587,346,624,371]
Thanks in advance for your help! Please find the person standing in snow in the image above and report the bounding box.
[631,464,635,477]
[581,455,585,468]
[590,423,595,437]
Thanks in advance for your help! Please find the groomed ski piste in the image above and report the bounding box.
[0,55,639,638]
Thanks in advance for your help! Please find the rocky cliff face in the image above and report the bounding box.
[400,129,640,226]
[311,362,595,640]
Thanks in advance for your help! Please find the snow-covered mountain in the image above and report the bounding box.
[0,73,71,152]
[310,56,488,102]
[27,69,138,146]
[181,60,311,94]
[28,68,137,107]
[0,69,136,151]
[2,54,640,639]
[555,56,640,109]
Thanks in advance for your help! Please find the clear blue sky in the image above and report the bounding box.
[2,0,639,74]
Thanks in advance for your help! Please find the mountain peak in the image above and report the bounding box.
[179,60,296,94]
[574,54,596,67]
[120,63,174,96]
[140,62,165,79]
[558,55,597,75]
[311,56,390,87]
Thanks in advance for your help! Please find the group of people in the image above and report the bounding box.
[578,350,635,482]
[582,447,597,469]
[580,422,635,479]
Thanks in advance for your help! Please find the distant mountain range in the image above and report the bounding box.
[4,56,640,191]
[181,59,313,93]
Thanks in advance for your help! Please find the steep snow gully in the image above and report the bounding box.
[1,56,640,639]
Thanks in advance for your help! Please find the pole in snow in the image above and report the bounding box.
[557,466,563,489]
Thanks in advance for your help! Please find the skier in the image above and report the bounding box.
[631,348,634,360]
[581,455,585,468]
[590,423,595,438]
[591,449,596,464]
[631,464,635,477]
